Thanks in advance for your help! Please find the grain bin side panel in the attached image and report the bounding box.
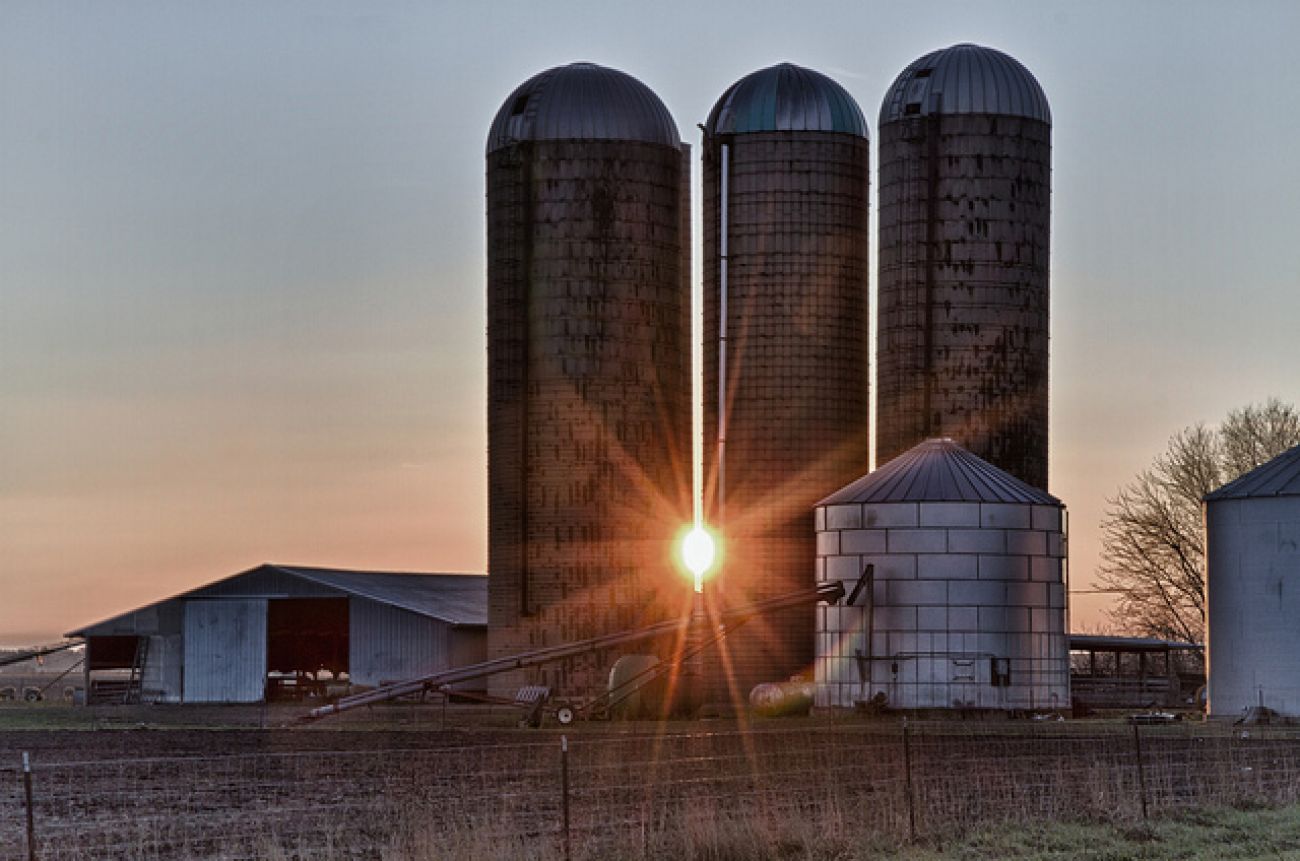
[876,115,1051,489]
[487,139,692,698]
[1207,495,1300,717]
[816,498,1069,712]
[182,599,267,703]
[703,131,871,694]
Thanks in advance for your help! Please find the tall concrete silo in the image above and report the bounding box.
[814,438,1069,712]
[876,44,1052,489]
[1205,444,1300,718]
[486,63,693,697]
[702,63,871,697]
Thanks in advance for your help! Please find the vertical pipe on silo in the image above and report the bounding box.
[702,66,870,695]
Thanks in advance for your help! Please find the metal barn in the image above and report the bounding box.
[66,565,487,704]
[1068,634,1204,712]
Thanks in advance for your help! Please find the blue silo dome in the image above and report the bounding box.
[486,62,680,154]
[880,44,1051,126]
[706,63,869,138]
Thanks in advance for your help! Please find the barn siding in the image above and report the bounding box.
[450,628,488,693]
[349,599,450,687]
[82,599,184,637]
[451,627,487,669]
[143,634,183,703]
[183,600,267,702]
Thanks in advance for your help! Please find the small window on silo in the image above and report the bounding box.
[511,94,530,116]
[914,68,933,78]
[905,102,922,115]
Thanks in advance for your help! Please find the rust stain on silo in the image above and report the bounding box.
[876,45,1052,491]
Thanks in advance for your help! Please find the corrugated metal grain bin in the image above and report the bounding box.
[701,63,871,696]
[1205,444,1300,718]
[815,439,1069,711]
[486,63,693,697]
[876,44,1052,490]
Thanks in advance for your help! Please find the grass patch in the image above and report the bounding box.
[0,704,97,730]
[887,806,1300,861]
[364,803,1300,860]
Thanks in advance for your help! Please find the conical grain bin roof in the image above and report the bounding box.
[1205,444,1300,501]
[821,438,1059,506]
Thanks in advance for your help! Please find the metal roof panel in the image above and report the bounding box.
[1069,634,1203,652]
[819,438,1060,506]
[486,62,680,154]
[706,63,869,138]
[67,565,487,637]
[270,566,487,626]
[880,43,1051,126]
[1204,444,1300,500]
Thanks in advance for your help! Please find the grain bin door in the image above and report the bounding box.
[183,600,268,703]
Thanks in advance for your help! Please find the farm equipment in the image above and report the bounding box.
[0,640,85,705]
[304,579,847,722]
[0,639,82,668]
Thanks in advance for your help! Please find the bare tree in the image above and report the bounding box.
[1219,399,1300,477]
[1097,399,1300,642]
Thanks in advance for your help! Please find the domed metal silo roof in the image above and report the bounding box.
[486,62,680,154]
[879,44,1051,126]
[820,438,1060,506]
[1205,444,1300,501]
[706,62,869,137]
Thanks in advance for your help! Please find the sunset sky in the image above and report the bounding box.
[2,0,1298,644]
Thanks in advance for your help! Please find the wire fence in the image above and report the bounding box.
[4,719,1300,860]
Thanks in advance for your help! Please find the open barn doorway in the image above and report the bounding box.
[85,635,145,704]
[266,598,349,701]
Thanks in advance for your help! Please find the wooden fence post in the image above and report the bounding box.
[1132,721,1149,821]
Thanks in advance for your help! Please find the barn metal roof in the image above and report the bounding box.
[1204,443,1300,501]
[706,62,869,137]
[67,565,487,637]
[271,566,487,626]
[1069,634,1203,653]
[819,438,1060,506]
[880,43,1051,126]
[486,62,680,154]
